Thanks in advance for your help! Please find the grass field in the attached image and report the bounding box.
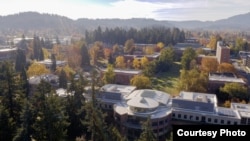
[151,62,181,96]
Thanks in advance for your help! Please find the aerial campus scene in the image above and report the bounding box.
[0,0,250,141]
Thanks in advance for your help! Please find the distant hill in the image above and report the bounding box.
[0,11,250,35]
[168,12,250,31]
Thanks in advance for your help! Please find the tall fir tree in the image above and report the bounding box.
[0,61,25,141]
[83,70,110,141]
[31,80,69,141]
[81,43,90,68]
[136,116,156,141]
[59,69,68,89]
[66,73,87,140]
[51,53,57,72]
[15,49,27,72]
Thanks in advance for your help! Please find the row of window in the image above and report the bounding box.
[172,113,238,125]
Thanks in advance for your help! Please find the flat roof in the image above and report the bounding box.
[114,102,172,119]
[127,97,159,109]
[178,91,217,104]
[56,88,72,97]
[37,59,67,65]
[100,68,142,75]
[28,74,58,85]
[209,73,245,83]
[100,84,136,95]
[126,89,171,105]
[0,47,17,52]
[217,107,239,118]
[231,103,250,118]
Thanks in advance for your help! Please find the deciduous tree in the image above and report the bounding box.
[130,75,151,89]
[102,64,115,84]
[217,63,236,73]
[181,47,197,70]
[133,58,141,69]
[115,56,126,69]
[27,62,49,78]
[141,56,149,69]
[124,39,135,55]
[178,69,208,92]
[201,57,218,73]
[219,83,249,102]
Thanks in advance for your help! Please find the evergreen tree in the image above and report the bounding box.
[66,74,87,140]
[33,35,44,61]
[31,80,69,141]
[136,116,156,141]
[108,54,114,64]
[59,69,68,89]
[0,61,25,140]
[15,49,27,72]
[51,54,57,72]
[18,34,28,50]
[83,70,109,141]
[13,99,32,141]
[81,43,90,68]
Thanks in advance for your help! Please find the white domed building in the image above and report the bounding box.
[114,89,172,141]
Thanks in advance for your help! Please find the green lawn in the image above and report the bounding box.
[151,62,181,96]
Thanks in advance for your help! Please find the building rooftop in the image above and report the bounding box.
[217,41,230,48]
[56,88,72,97]
[100,68,142,75]
[174,43,202,49]
[127,97,159,109]
[37,59,67,66]
[209,72,245,83]
[178,91,217,104]
[28,74,59,85]
[0,47,17,52]
[100,84,136,96]
[124,53,160,59]
[216,107,240,118]
[125,89,171,105]
[231,103,250,118]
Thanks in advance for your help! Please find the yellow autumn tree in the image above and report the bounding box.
[217,63,236,73]
[133,58,141,69]
[115,56,126,69]
[140,56,149,69]
[130,75,151,89]
[42,48,50,59]
[55,65,75,80]
[27,62,50,78]
[156,42,165,50]
[144,46,154,55]
[201,57,218,73]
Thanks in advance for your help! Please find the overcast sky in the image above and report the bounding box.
[0,0,249,21]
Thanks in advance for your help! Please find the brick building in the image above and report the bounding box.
[100,68,142,85]
[216,41,230,64]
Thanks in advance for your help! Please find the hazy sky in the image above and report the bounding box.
[0,0,249,21]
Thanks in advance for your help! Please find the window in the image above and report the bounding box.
[234,122,238,125]
[196,116,199,121]
[190,115,193,120]
[152,122,158,126]
[178,114,181,118]
[214,119,218,123]
[165,119,168,123]
[208,118,211,122]
[227,121,231,125]
[221,120,224,124]
[159,120,163,125]
[184,115,187,119]
[172,113,175,117]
